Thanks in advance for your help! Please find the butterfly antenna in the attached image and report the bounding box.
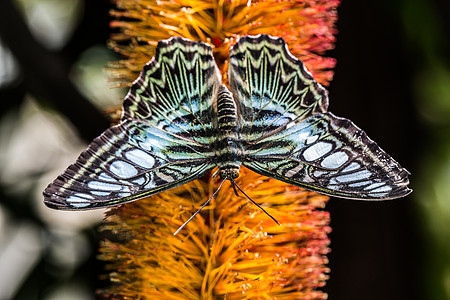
[231,183,240,197]
[173,178,227,235]
[230,178,281,226]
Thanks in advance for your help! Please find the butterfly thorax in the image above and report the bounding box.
[215,85,243,179]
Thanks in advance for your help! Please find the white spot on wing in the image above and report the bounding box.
[298,131,314,143]
[88,181,123,191]
[313,170,327,177]
[69,202,90,208]
[342,162,360,172]
[67,193,94,208]
[144,181,156,189]
[140,135,165,152]
[138,140,152,151]
[74,193,94,199]
[125,149,156,169]
[336,170,371,183]
[321,151,349,169]
[364,182,385,190]
[99,172,116,182]
[91,191,110,196]
[306,135,319,145]
[370,185,392,193]
[370,192,390,197]
[349,180,372,187]
[133,177,145,185]
[303,141,333,161]
[118,192,131,197]
[110,160,138,179]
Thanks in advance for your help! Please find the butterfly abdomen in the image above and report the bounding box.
[215,85,242,178]
[217,85,237,132]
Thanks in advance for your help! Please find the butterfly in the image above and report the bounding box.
[44,34,411,214]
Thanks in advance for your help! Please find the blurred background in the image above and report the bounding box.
[0,0,449,299]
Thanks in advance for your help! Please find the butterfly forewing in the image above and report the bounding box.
[44,120,215,209]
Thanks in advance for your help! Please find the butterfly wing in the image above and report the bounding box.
[229,34,328,142]
[230,34,411,199]
[44,120,215,209]
[123,37,221,140]
[44,37,221,209]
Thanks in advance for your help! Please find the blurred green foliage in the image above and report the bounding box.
[400,0,450,299]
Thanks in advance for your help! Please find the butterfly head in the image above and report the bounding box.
[219,168,240,179]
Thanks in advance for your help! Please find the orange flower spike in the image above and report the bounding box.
[100,0,340,298]
[102,173,331,298]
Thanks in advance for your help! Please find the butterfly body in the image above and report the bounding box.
[44,34,411,210]
[214,85,243,179]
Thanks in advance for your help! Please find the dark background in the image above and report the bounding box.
[0,0,449,299]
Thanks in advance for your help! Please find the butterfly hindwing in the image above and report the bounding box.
[44,120,215,209]
[229,34,328,142]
